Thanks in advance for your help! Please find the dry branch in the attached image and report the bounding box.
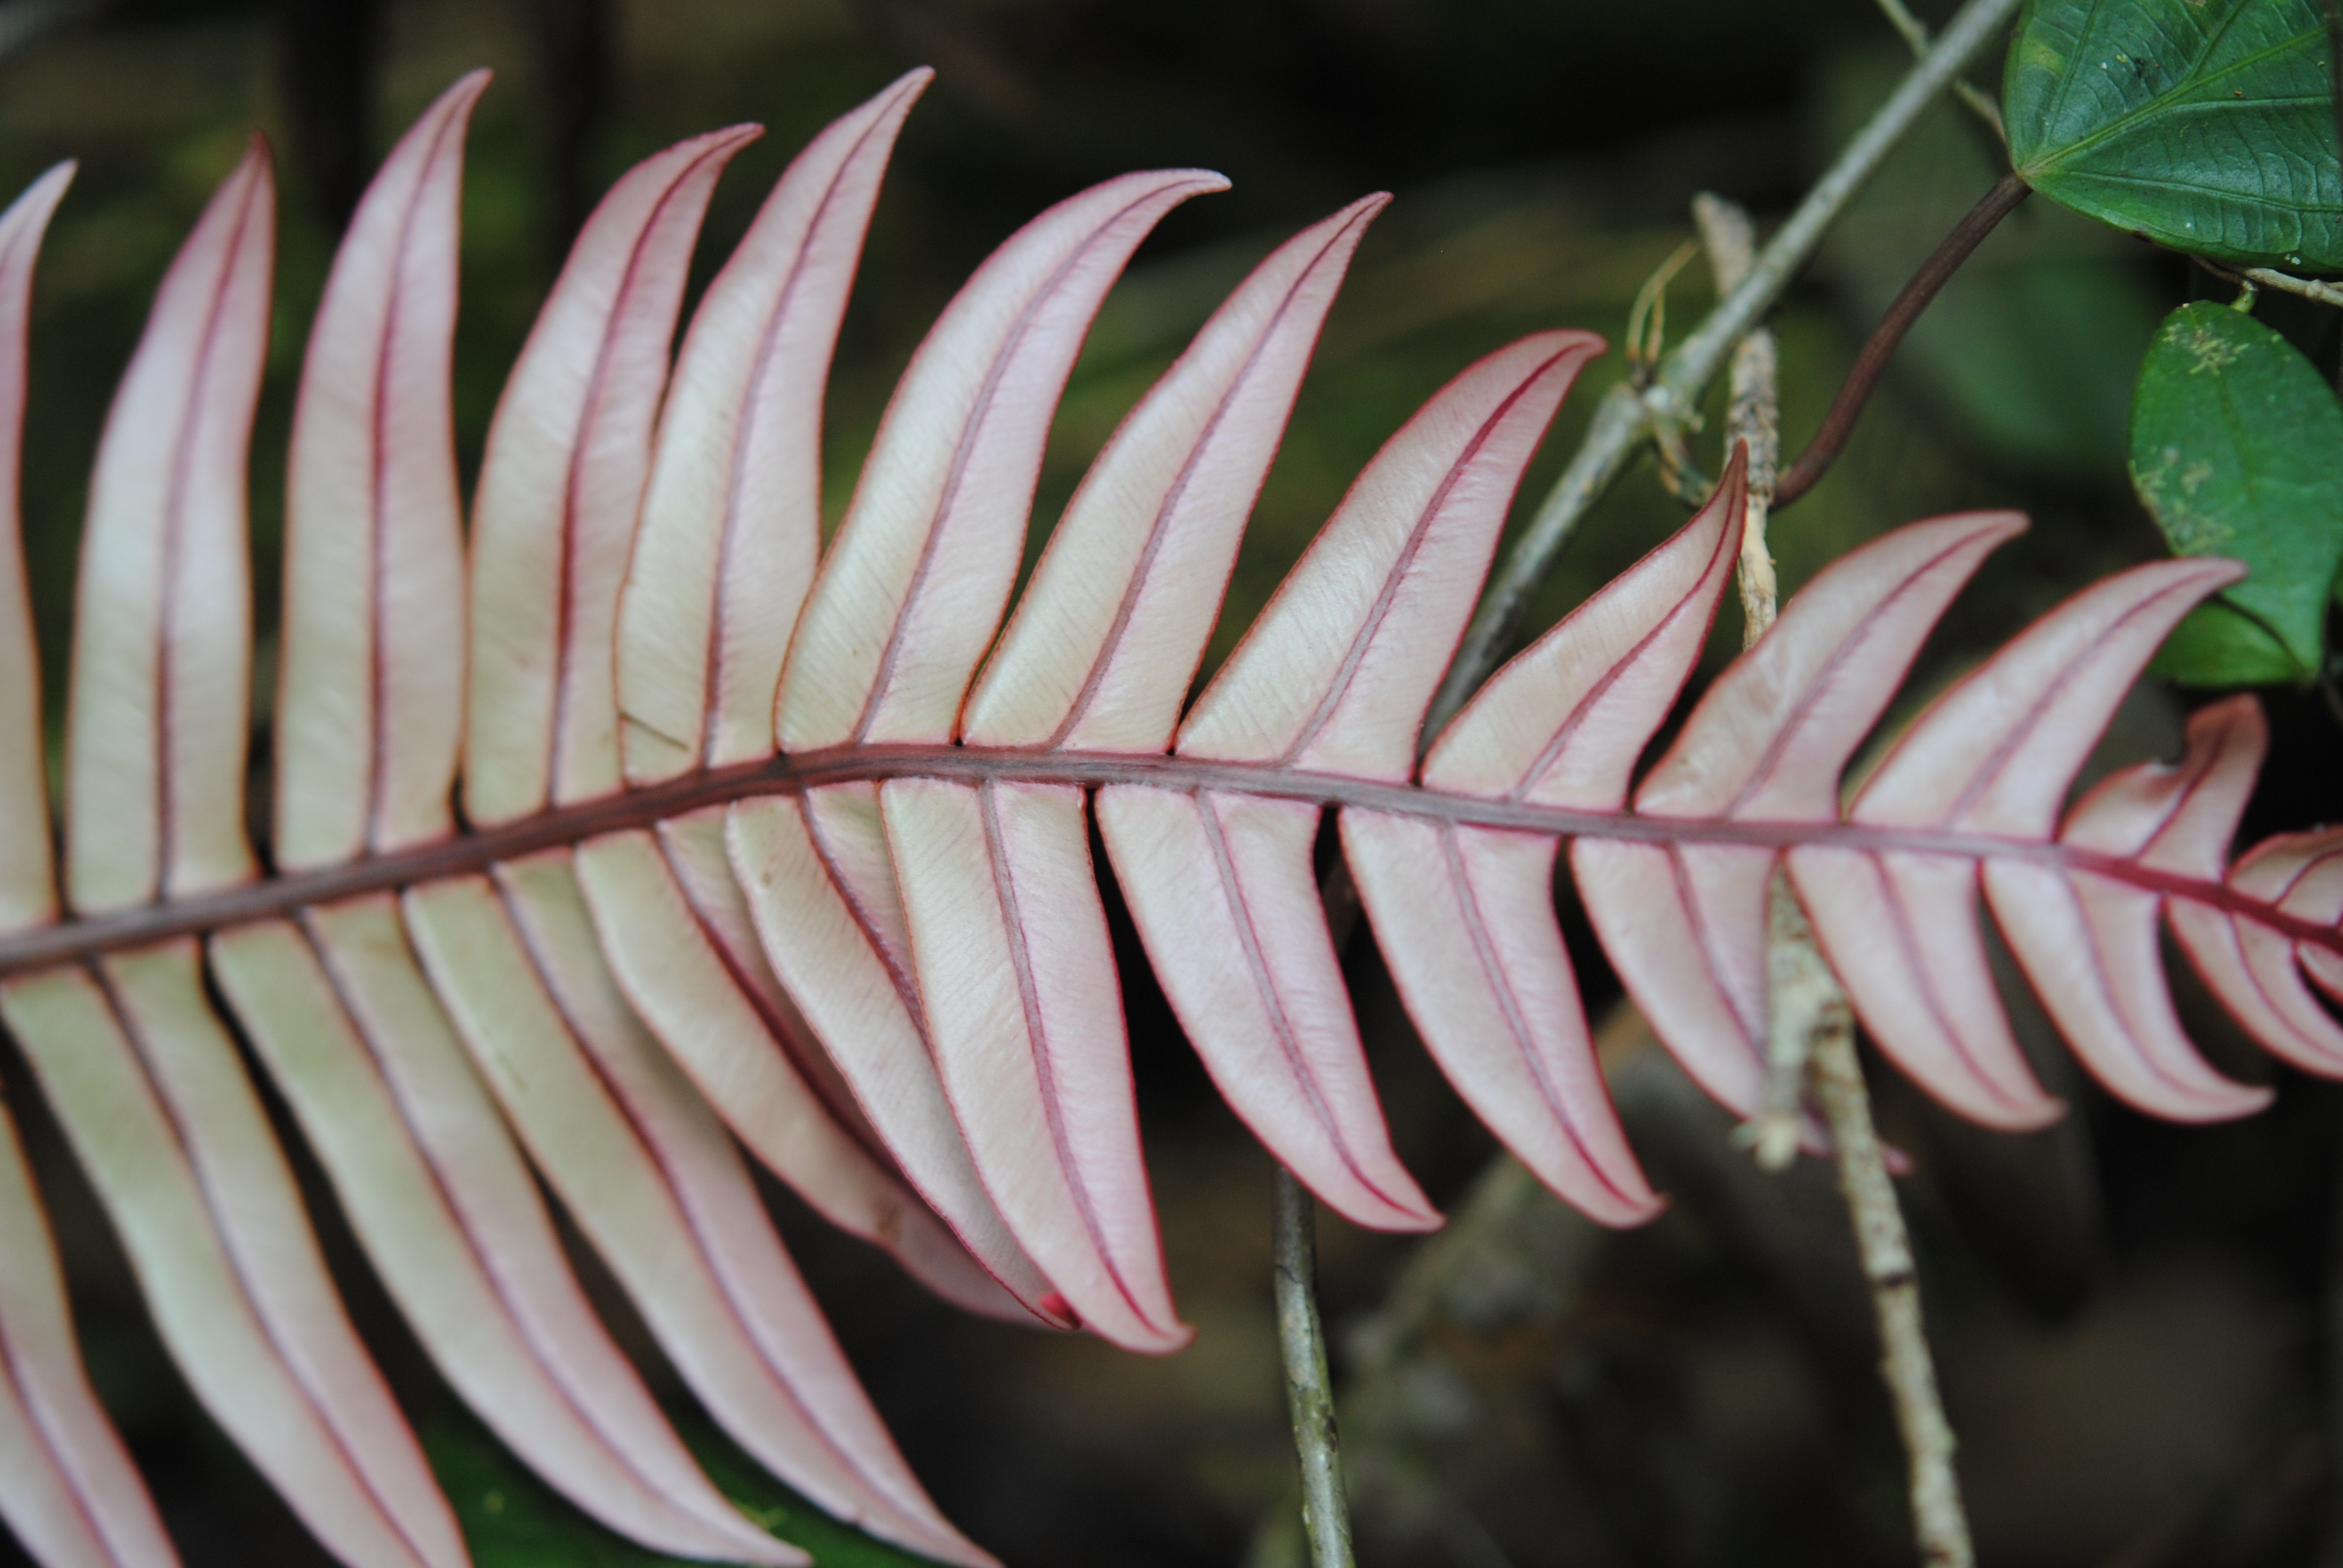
[1700,186,1977,1568]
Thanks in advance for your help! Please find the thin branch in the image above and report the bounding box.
[1693,194,1781,641]
[1703,189,1976,1564]
[1429,0,2025,739]
[1873,0,2008,145]
[1772,170,2031,510]
[1806,957,1976,1568]
[1745,877,1818,1170]
[1697,190,1804,1176]
[1274,1165,1355,1568]
[2198,256,2343,310]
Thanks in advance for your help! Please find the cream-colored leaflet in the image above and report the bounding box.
[1824,557,2267,1123]
[1178,330,1599,777]
[1343,818,1656,1226]
[1421,452,1742,809]
[619,70,928,782]
[1781,552,2215,1128]
[727,789,1065,1325]
[100,947,465,1568]
[409,861,989,1568]
[884,778,1187,1352]
[261,83,797,1557]
[898,197,1416,1302]
[1574,836,1781,1117]
[577,819,1026,1321]
[1098,335,1591,1232]
[583,71,1021,1321]
[0,164,67,933]
[1636,510,2028,825]
[0,162,160,1568]
[776,168,1225,750]
[275,73,482,869]
[37,143,470,1568]
[0,1094,176,1568]
[0,965,444,1568]
[493,855,985,1566]
[2197,831,2343,1070]
[962,194,1385,751]
[1338,470,1746,1226]
[209,916,781,1563]
[309,893,796,1549]
[2008,699,2287,1107]
[1584,512,2045,1129]
[1098,785,1435,1232]
[465,125,759,825]
[63,145,270,912]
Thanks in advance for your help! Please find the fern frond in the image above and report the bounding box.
[0,68,2337,1568]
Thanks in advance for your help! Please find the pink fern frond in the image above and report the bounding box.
[3,69,2342,1568]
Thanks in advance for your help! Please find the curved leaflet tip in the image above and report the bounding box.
[764,163,1223,1343]
[1351,455,1748,1225]
[1850,557,2265,1122]
[1105,332,1594,1233]
[277,72,485,870]
[65,140,273,912]
[776,167,1227,751]
[0,162,70,935]
[588,73,1032,1327]
[619,68,931,783]
[1576,511,2039,1128]
[963,192,1388,752]
[467,122,761,825]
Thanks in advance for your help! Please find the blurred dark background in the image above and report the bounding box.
[0,1,2339,1566]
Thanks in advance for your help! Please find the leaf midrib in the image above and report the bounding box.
[2,745,2332,976]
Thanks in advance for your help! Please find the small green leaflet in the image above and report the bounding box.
[2129,301,2343,685]
[427,1411,950,1568]
[2005,0,2343,270]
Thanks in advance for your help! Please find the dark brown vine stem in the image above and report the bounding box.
[1771,169,2031,511]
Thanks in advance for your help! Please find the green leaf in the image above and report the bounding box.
[427,1410,951,1568]
[2129,301,2343,683]
[2149,598,2307,685]
[2005,0,2343,270]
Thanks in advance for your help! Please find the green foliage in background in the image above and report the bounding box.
[1817,47,2162,486]
[2006,0,2343,271]
[429,1412,941,1568]
[2131,299,2343,684]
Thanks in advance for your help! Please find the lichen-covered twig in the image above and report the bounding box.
[1699,189,1977,1568]
[1696,193,1805,1175]
[1274,1166,1355,1568]
[1691,192,1780,642]
[1809,999,1976,1568]
[2198,257,2343,311]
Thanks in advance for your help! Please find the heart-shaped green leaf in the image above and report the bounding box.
[2007,0,2343,270]
[2129,300,2343,684]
